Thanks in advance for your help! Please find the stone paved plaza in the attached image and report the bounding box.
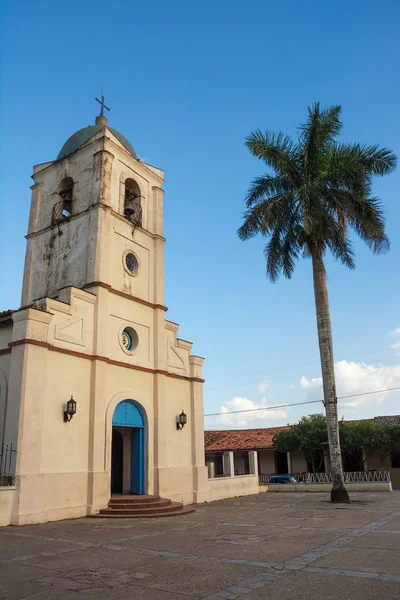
[0,491,399,599]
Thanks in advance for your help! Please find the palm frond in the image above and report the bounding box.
[238,193,296,240]
[300,103,342,176]
[265,228,283,282]
[357,144,397,176]
[349,196,390,254]
[245,130,300,180]
[325,221,355,269]
[240,103,397,277]
[281,223,302,279]
[263,205,302,281]
[245,175,295,207]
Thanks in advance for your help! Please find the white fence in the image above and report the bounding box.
[259,471,391,485]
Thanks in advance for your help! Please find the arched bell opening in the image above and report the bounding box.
[123,178,142,227]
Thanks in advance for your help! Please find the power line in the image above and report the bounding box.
[204,399,322,417]
[338,386,400,401]
[203,385,400,417]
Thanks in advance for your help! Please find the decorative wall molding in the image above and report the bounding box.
[167,342,185,370]
[82,282,168,312]
[8,339,204,383]
[54,315,86,347]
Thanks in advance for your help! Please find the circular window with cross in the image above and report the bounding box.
[120,326,139,354]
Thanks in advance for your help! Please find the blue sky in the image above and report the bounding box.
[1,0,399,429]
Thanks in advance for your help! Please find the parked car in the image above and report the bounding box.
[268,475,298,484]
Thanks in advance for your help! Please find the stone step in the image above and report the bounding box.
[89,494,196,519]
[109,498,171,510]
[109,494,161,505]
[90,506,195,519]
[99,501,186,516]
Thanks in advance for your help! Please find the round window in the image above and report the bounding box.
[125,253,138,274]
[121,327,138,352]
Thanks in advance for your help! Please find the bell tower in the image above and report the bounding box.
[0,101,209,525]
[22,105,165,310]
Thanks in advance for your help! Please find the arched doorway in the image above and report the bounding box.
[111,400,145,495]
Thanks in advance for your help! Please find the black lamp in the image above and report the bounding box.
[176,409,187,431]
[64,396,77,423]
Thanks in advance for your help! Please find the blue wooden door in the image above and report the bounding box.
[130,428,144,494]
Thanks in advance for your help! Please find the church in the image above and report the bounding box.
[0,101,210,524]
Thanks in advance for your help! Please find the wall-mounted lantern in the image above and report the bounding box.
[176,410,187,431]
[64,396,77,423]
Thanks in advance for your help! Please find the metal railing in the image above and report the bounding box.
[259,471,391,485]
[124,203,142,228]
[0,443,16,486]
[52,199,71,224]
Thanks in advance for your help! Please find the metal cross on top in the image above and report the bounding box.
[95,92,110,117]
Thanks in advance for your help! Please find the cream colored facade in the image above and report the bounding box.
[0,115,208,525]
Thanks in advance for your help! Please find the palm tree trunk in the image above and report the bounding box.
[311,245,350,503]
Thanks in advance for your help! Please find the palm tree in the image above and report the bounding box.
[238,103,396,503]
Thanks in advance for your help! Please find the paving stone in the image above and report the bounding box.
[22,546,167,572]
[0,533,78,561]
[142,558,265,597]
[311,545,400,577]
[351,531,400,550]
[0,491,399,600]
[240,570,400,599]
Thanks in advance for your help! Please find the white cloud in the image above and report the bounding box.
[392,342,400,356]
[388,327,400,337]
[300,360,400,415]
[209,396,288,429]
[256,379,271,393]
[300,375,322,389]
[387,327,400,354]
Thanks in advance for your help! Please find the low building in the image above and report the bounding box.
[205,416,400,489]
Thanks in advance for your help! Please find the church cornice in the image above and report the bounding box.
[25,204,166,243]
[110,209,166,241]
[82,281,168,311]
[7,338,205,383]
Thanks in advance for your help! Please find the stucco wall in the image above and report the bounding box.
[0,322,12,350]
[365,450,391,471]
[207,475,259,502]
[290,449,308,472]
[364,450,399,489]
[258,450,275,474]
[0,353,11,447]
[0,487,15,526]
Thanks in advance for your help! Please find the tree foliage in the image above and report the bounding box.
[339,420,383,470]
[273,416,400,472]
[273,414,328,472]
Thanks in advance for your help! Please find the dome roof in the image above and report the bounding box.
[57,117,137,160]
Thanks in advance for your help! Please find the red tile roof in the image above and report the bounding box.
[204,426,290,452]
[204,415,400,452]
